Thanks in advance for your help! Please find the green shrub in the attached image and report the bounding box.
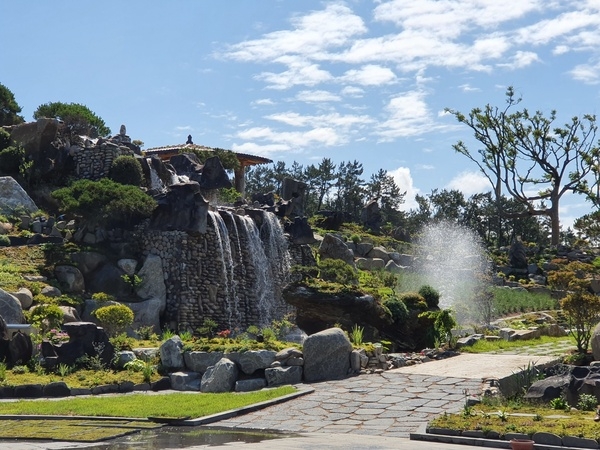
[109,155,145,187]
[26,304,64,333]
[0,145,24,174]
[91,292,116,303]
[577,393,598,411]
[110,332,136,351]
[399,292,428,310]
[350,234,361,245]
[52,178,156,229]
[93,304,134,337]
[383,296,409,323]
[0,235,9,247]
[418,285,440,308]
[318,259,358,286]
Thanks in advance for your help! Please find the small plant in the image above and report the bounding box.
[497,409,508,422]
[121,274,143,293]
[26,303,64,334]
[179,330,193,341]
[350,234,361,245]
[550,396,569,410]
[110,332,135,352]
[0,362,6,382]
[462,389,474,417]
[57,363,71,377]
[161,329,176,340]
[350,324,364,346]
[197,318,218,338]
[135,325,158,341]
[12,365,28,375]
[91,292,116,303]
[124,359,146,372]
[216,329,231,338]
[533,413,543,421]
[0,235,9,247]
[142,361,155,383]
[577,393,597,411]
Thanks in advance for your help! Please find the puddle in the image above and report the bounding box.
[74,426,295,449]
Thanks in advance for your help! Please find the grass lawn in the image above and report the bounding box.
[459,335,576,354]
[0,386,297,418]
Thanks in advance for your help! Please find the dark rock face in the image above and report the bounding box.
[41,322,114,367]
[149,182,209,234]
[198,156,232,190]
[8,331,32,366]
[285,217,316,245]
[526,365,600,407]
[252,191,275,207]
[314,210,345,230]
[361,198,382,232]
[85,262,130,298]
[509,239,528,269]
[284,285,392,339]
[168,153,204,183]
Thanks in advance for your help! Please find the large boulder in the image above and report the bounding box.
[54,265,85,294]
[591,322,600,360]
[124,297,163,335]
[0,177,38,215]
[11,288,33,309]
[200,358,238,393]
[302,327,353,382]
[86,262,130,298]
[198,156,232,190]
[318,233,355,268]
[0,289,25,324]
[265,366,303,386]
[8,331,33,366]
[135,254,166,310]
[184,351,224,373]
[149,182,209,234]
[70,252,109,277]
[47,322,114,366]
[237,350,277,375]
[170,371,201,391]
[159,336,184,371]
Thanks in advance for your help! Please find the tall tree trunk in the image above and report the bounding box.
[550,205,560,246]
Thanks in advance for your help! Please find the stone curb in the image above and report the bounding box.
[411,427,592,450]
[180,384,315,426]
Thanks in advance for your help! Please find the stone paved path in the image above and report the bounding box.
[216,371,482,438]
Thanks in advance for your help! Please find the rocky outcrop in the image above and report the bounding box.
[284,285,392,337]
[0,288,25,324]
[201,358,238,393]
[318,233,355,267]
[149,182,209,234]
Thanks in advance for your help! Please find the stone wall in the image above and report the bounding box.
[72,141,134,181]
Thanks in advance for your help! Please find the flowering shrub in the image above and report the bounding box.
[47,328,69,345]
[216,329,231,338]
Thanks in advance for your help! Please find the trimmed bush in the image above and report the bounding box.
[383,296,409,324]
[318,258,358,286]
[26,304,64,333]
[109,155,145,187]
[399,292,428,311]
[93,304,134,337]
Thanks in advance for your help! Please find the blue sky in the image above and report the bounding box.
[2,1,600,228]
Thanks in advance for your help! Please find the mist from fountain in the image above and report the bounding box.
[413,221,490,325]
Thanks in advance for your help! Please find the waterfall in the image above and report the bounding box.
[146,158,167,192]
[261,211,292,289]
[238,215,275,327]
[208,211,240,330]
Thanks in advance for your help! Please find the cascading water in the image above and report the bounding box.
[208,211,240,329]
[238,215,276,327]
[146,158,167,192]
[414,221,490,324]
[261,212,292,288]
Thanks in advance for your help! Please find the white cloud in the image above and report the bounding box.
[459,84,480,92]
[256,58,333,89]
[265,111,373,129]
[175,126,193,131]
[497,51,541,69]
[341,86,365,98]
[570,62,600,84]
[231,141,290,157]
[341,64,397,86]
[253,98,275,106]
[236,125,345,150]
[389,166,420,210]
[376,89,441,139]
[445,171,491,196]
[295,90,341,103]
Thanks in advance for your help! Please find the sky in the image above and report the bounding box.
[2,1,600,229]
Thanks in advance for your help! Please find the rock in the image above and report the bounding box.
[384,260,405,274]
[0,288,25,324]
[184,351,224,373]
[275,347,303,363]
[170,371,201,391]
[159,336,184,371]
[86,262,130,298]
[285,217,316,245]
[124,297,163,335]
[591,322,600,360]
[58,306,81,323]
[509,239,528,269]
[265,366,303,386]
[43,381,70,398]
[40,285,61,297]
[284,285,392,337]
[53,322,114,367]
[54,265,85,294]
[12,288,33,309]
[524,375,569,402]
[237,350,277,375]
[361,198,382,232]
[201,358,238,393]
[117,259,138,275]
[366,246,390,262]
[198,156,232,190]
[356,242,374,257]
[149,182,209,234]
[133,347,159,362]
[70,252,109,276]
[115,351,137,369]
[350,349,362,373]
[0,176,38,215]
[235,378,267,392]
[318,234,355,268]
[8,331,32,366]
[14,384,43,398]
[135,254,166,309]
[281,177,307,218]
[356,258,385,271]
[532,432,562,446]
[303,327,353,382]
[281,327,308,345]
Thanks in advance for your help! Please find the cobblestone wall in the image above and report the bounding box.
[73,141,134,180]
